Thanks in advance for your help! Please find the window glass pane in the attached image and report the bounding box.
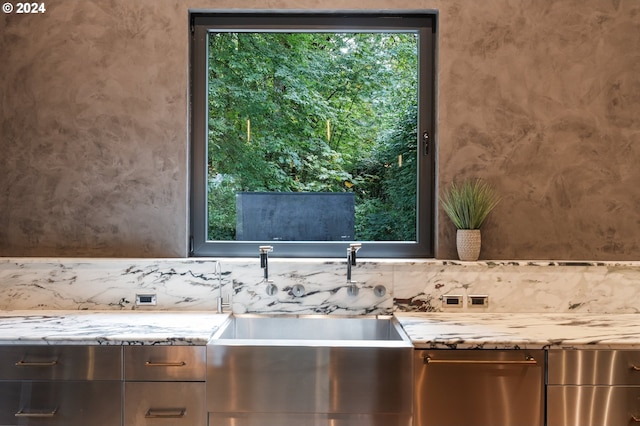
[207,32,418,243]
[190,12,436,257]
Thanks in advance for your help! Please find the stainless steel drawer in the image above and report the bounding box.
[547,385,640,426]
[414,349,545,426]
[548,350,640,385]
[124,346,205,381]
[0,346,122,381]
[0,381,122,426]
[124,381,205,425]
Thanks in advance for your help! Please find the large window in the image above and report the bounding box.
[190,11,436,257]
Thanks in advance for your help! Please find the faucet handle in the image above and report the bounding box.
[347,282,359,297]
[216,294,231,313]
[265,280,278,296]
[348,243,362,264]
[259,245,273,268]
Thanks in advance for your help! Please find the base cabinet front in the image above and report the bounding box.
[547,385,640,426]
[0,381,122,426]
[124,382,206,426]
[123,347,206,426]
[414,349,545,426]
[547,350,640,426]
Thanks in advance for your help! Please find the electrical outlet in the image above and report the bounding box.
[468,295,489,307]
[441,295,463,308]
[135,294,157,306]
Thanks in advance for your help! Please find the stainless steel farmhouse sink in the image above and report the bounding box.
[211,314,412,343]
[206,315,414,426]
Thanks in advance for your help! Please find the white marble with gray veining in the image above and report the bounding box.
[2,258,640,315]
[0,258,227,311]
[396,312,640,350]
[0,257,395,315]
[0,311,229,345]
[229,259,393,315]
[392,260,640,314]
[1,309,639,350]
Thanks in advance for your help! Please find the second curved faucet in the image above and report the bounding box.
[259,245,278,295]
[347,243,362,296]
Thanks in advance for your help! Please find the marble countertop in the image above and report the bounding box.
[0,310,638,349]
[0,311,230,345]
[395,312,640,350]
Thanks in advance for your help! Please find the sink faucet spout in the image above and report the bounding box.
[259,246,277,295]
[347,243,362,296]
[215,261,230,313]
[259,245,273,281]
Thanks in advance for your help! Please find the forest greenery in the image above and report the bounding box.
[207,32,418,241]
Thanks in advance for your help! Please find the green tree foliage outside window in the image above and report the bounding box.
[207,32,418,241]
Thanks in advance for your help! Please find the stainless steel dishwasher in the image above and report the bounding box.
[414,349,545,426]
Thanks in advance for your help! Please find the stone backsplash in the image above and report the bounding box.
[0,258,638,314]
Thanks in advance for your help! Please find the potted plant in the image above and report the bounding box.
[440,179,500,261]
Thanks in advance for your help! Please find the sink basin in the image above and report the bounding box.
[210,314,413,345]
[207,315,413,426]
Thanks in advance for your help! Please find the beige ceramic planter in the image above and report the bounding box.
[456,229,481,261]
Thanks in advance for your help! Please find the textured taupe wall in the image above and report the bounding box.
[1,1,188,256]
[437,0,640,260]
[1,0,639,259]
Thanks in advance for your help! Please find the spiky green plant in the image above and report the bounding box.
[440,179,500,229]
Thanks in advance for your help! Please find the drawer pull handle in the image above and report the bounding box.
[15,360,58,367]
[15,408,58,417]
[145,361,187,367]
[423,356,537,365]
[631,365,640,371]
[632,415,640,423]
[145,408,186,418]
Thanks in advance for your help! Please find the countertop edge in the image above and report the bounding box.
[0,311,638,349]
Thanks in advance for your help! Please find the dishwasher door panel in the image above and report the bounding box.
[414,350,544,426]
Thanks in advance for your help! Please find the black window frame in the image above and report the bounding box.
[189,10,437,258]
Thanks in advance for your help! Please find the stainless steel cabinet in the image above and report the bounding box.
[0,381,122,426]
[0,346,122,426]
[124,346,206,382]
[207,345,413,426]
[124,346,206,426]
[414,349,545,426]
[547,350,640,426]
[0,344,208,426]
[124,382,206,425]
[0,346,121,381]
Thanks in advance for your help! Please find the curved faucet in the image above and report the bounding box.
[259,246,277,295]
[347,243,362,296]
[215,261,230,313]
